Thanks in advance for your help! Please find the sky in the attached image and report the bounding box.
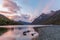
[0,0,60,22]
[16,0,60,15]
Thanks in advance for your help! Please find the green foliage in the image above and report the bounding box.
[0,14,23,25]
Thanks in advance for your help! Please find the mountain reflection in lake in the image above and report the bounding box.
[0,25,60,40]
[0,25,39,40]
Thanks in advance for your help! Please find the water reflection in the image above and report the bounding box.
[0,25,60,40]
[0,25,39,40]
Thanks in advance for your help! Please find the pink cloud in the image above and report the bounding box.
[41,0,55,13]
[3,0,20,13]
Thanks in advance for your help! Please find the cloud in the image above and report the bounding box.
[41,0,55,13]
[0,0,34,22]
[0,5,9,12]
[33,0,41,15]
[29,0,55,22]
[29,0,41,22]
[3,0,20,13]
[9,14,32,22]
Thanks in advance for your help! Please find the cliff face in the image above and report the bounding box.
[32,10,60,25]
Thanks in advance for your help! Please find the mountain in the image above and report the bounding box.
[32,10,60,25]
[18,21,31,25]
[0,14,23,25]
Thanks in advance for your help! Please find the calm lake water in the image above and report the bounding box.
[0,25,60,40]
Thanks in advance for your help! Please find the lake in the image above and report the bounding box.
[0,25,60,40]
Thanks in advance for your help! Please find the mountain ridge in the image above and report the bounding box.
[32,10,60,25]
